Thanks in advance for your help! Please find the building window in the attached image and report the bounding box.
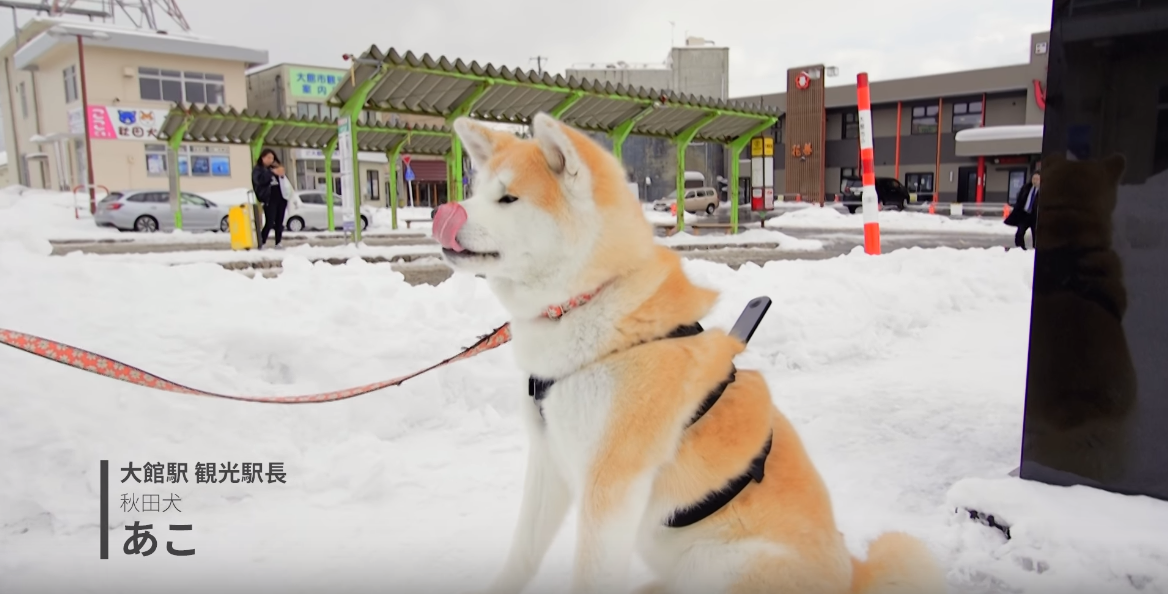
[840,167,858,179]
[910,104,939,135]
[18,82,27,118]
[63,65,79,104]
[842,111,859,139]
[366,169,380,200]
[952,100,983,132]
[144,144,231,177]
[904,172,934,194]
[139,68,225,105]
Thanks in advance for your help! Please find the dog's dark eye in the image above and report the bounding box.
[498,194,519,204]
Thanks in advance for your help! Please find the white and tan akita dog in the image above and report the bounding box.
[432,113,946,594]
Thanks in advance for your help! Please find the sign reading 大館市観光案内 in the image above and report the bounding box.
[289,67,346,99]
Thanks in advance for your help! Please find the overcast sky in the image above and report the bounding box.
[0,0,1053,151]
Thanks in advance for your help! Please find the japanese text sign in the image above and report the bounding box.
[87,106,169,141]
[289,67,345,99]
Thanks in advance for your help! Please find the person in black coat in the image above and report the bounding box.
[1005,171,1040,249]
[251,149,287,248]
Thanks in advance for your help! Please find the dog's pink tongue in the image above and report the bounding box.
[432,203,467,252]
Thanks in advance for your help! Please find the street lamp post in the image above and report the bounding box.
[47,26,109,214]
[77,34,96,214]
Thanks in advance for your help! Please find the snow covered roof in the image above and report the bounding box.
[954,125,1044,157]
[955,125,1044,142]
[14,17,268,71]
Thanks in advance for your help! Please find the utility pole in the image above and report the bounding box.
[530,56,548,76]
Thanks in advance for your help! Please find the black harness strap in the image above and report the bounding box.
[665,433,773,528]
[687,368,735,427]
[528,322,706,408]
[528,376,556,408]
[526,320,773,529]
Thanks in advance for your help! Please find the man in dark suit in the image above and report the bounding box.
[1005,171,1040,249]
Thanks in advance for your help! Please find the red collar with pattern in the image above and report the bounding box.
[541,283,609,320]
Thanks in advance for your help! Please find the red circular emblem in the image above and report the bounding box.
[795,72,811,90]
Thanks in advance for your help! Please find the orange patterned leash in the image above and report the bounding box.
[0,324,513,404]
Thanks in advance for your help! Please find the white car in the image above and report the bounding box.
[285,190,372,232]
[652,186,721,215]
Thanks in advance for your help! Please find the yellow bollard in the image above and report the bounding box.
[229,205,257,250]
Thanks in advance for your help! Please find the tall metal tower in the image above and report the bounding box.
[47,0,190,31]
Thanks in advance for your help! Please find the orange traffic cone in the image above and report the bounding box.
[670,202,677,216]
[928,202,935,215]
[1003,204,1011,219]
[795,194,802,202]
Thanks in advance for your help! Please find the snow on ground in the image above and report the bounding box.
[2,225,1166,594]
[0,188,827,265]
[76,233,818,267]
[947,478,1168,593]
[1,186,1005,261]
[646,200,1015,235]
[0,187,135,246]
[0,187,246,247]
[766,202,1017,234]
[73,242,443,265]
[0,187,430,247]
[658,228,823,251]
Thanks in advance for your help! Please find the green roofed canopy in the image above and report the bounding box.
[157,104,451,155]
[327,47,781,143]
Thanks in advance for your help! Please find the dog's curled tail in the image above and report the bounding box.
[850,531,947,594]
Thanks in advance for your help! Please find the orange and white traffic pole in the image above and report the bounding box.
[857,73,881,255]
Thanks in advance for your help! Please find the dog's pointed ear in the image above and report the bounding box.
[453,117,511,168]
[531,113,582,176]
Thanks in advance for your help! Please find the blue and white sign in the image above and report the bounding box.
[404,166,415,182]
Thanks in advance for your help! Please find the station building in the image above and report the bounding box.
[0,18,267,194]
[734,31,1051,205]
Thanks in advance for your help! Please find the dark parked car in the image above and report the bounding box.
[839,177,911,213]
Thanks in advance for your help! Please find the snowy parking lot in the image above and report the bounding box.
[2,187,1166,593]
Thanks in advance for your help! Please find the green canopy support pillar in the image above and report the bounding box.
[673,112,718,233]
[323,135,338,232]
[548,91,584,118]
[249,122,274,162]
[445,151,454,204]
[386,139,406,230]
[609,104,655,163]
[337,66,390,243]
[165,116,191,230]
[727,117,778,235]
[444,82,493,202]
